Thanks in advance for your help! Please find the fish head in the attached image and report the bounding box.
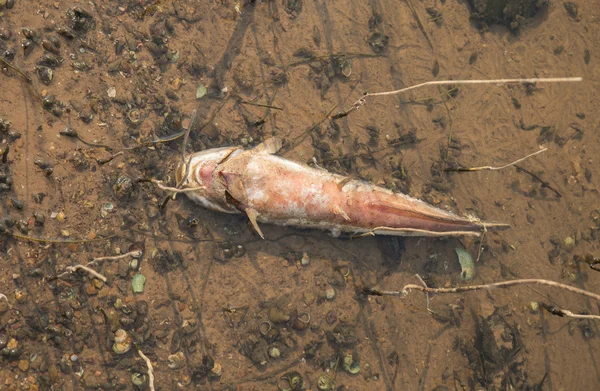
[176,146,242,213]
[176,146,237,186]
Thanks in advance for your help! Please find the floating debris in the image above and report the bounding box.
[196,84,207,99]
[132,273,146,293]
[455,247,475,281]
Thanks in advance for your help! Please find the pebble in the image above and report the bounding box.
[268,347,281,358]
[85,283,98,296]
[325,286,336,300]
[0,298,9,314]
[7,338,18,349]
[92,279,104,289]
[132,273,146,293]
[563,236,576,251]
[301,252,310,266]
[56,211,65,223]
[18,359,29,371]
[15,289,27,303]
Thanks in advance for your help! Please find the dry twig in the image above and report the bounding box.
[514,164,562,198]
[58,264,107,282]
[137,348,156,391]
[337,77,582,118]
[88,249,143,265]
[370,278,600,301]
[365,277,600,320]
[151,179,205,193]
[539,303,600,321]
[446,147,548,172]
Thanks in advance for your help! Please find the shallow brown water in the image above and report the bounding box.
[1,0,599,390]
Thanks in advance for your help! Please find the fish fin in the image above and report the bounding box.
[246,208,265,239]
[225,190,243,210]
[332,205,351,221]
[337,177,352,191]
[216,147,242,164]
[368,200,466,223]
[256,137,283,155]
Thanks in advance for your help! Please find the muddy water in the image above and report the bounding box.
[0,0,599,390]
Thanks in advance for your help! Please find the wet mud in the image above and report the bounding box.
[1,0,599,390]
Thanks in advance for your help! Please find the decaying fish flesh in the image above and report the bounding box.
[175,138,509,238]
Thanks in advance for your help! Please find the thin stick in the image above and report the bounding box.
[10,232,101,244]
[365,77,582,99]
[89,249,143,265]
[342,77,582,116]
[137,348,156,391]
[58,265,107,282]
[96,151,124,165]
[238,99,283,111]
[446,147,548,172]
[0,57,33,84]
[151,179,205,193]
[540,303,600,321]
[366,278,600,302]
[559,310,600,321]
[514,164,562,198]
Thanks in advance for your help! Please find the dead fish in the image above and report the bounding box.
[176,138,509,238]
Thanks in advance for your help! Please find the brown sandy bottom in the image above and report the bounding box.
[0,0,599,390]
